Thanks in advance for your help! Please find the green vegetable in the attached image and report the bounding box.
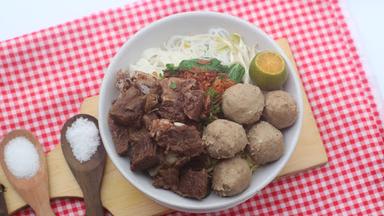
[179,58,229,72]
[209,58,222,67]
[166,63,178,75]
[205,87,222,124]
[169,81,177,89]
[227,63,245,83]
[164,58,245,84]
[166,58,229,74]
[210,103,221,115]
[206,87,219,98]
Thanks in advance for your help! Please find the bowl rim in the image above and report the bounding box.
[99,11,303,212]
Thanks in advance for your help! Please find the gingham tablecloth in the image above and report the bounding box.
[1,0,383,215]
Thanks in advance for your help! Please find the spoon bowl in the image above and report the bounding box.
[60,114,106,216]
[0,129,54,216]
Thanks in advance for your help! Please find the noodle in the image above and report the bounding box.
[129,28,257,82]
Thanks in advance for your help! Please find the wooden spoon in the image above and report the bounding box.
[0,129,55,216]
[60,114,106,216]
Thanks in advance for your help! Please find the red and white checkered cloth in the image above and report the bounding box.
[1,0,383,215]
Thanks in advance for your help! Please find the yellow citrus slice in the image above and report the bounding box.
[249,51,287,90]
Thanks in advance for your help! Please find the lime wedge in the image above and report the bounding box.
[249,51,287,90]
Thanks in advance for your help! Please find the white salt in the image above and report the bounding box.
[65,117,100,163]
[4,137,40,179]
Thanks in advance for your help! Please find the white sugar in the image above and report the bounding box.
[65,117,100,163]
[4,137,40,179]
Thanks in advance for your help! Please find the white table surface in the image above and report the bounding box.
[1,0,383,117]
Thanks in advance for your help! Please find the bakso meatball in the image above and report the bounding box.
[202,119,247,159]
[212,157,251,197]
[263,90,297,129]
[222,83,264,124]
[247,121,284,165]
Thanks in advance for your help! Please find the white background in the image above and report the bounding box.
[0,0,383,114]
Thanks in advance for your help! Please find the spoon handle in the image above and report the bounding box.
[84,190,104,216]
[32,200,55,216]
[0,184,8,216]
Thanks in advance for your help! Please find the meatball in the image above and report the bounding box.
[222,83,264,124]
[263,90,297,129]
[202,119,248,159]
[247,121,284,165]
[212,157,251,197]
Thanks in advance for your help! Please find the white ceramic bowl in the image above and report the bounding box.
[99,12,303,213]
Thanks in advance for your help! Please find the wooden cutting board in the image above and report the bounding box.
[0,39,327,215]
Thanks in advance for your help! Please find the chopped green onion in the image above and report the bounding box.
[169,81,177,89]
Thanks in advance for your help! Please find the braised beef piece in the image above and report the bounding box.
[158,101,187,122]
[153,166,210,200]
[154,122,203,157]
[144,93,159,113]
[158,78,203,122]
[108,118,130,156]
[160,78,184,99]
[158,78,187,122]
[150,119,204,169]
[133,72,161,95]
[115,70,131,92]
[142,113,159,131]
[177,169,209,200]
[182,154,210,171]
[128,131,159,171]
[127,128,148,144]
[183,90,204,121]
[161,152,193,169]
[153,166,179,191]
[109,86,145,127]
[149,119,173,138]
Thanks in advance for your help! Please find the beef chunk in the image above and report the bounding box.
[129,132,159,171]
[158,78,198,122]
[115,70,131,92]
[149,119,173,138]
[158,77,204,121]
[127,129,148,144]
[109,86,145,127]
[182,154,210,171]
[158,101,187,122]
[133,72,161,95]
[158,76,185,121]
[108,118,130,156]
[153,166,210,199]
[153,167,179,191]
[183,90,204,121]
[159,78,181,102]
[144,93,159,113]
[160,77,197,93]
[154,123,203,157]
[162,152,192,168]
[142,113,159,131]
[177,169,209,200]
